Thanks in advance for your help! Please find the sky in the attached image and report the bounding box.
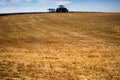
[0,0,120,13]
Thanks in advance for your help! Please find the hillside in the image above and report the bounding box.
[0,13,120,80]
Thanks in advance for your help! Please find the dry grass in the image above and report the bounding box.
[0,13,120,80]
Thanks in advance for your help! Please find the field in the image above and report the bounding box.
[0,12,120,80]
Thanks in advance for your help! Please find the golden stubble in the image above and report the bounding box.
[0,13,120,80]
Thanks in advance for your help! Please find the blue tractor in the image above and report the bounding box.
[56,5,69,12]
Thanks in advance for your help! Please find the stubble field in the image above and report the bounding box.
[0,13,120,80]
